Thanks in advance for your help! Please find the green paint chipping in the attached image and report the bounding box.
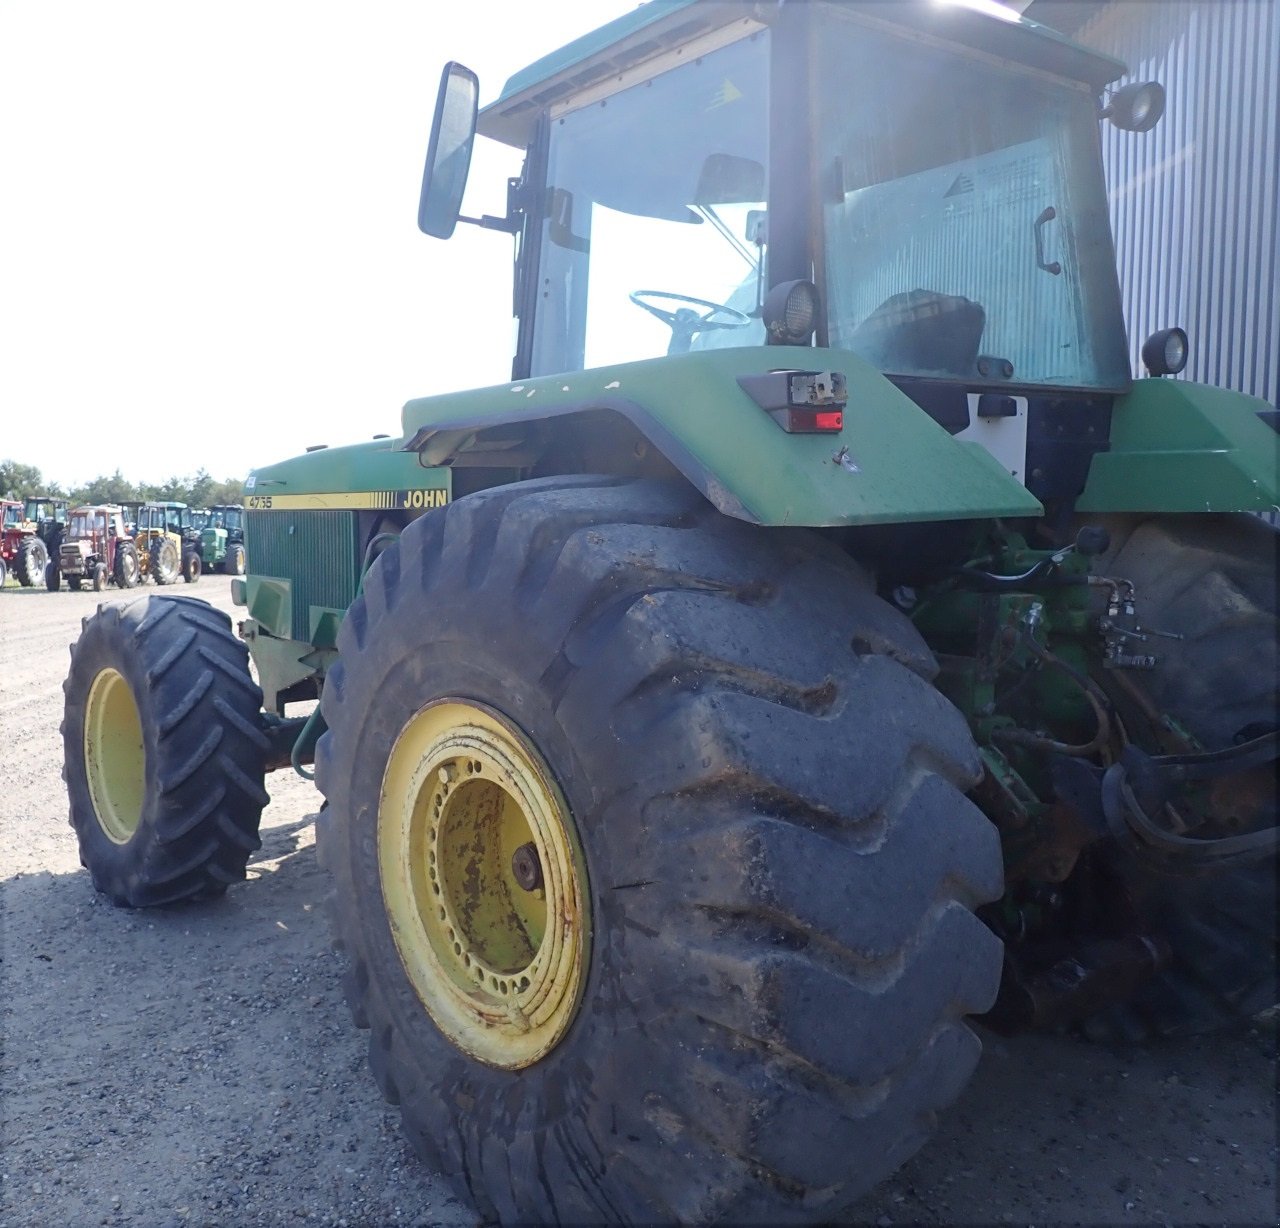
[1079,379,1280,513]
[401,346,1042,527]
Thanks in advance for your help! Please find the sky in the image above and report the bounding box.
[0,0,639,488]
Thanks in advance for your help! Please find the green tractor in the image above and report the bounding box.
[198,503,247,574]
[61,2,1276,1222]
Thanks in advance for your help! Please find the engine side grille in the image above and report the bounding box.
[246,510,360,642]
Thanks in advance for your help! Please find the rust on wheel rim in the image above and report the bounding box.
[378,700,590,1069]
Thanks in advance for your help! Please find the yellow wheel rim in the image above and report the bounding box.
[83,668,146,844]
[379,700,590,1070]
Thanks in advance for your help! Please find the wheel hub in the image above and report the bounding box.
[379,700,590,1069]
[83,668,146,844]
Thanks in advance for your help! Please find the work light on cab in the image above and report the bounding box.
[762,279,820,345]
[1142,326,1189,376]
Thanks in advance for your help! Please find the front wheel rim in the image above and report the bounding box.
[379,700,590,1070]
[83,668,146,843]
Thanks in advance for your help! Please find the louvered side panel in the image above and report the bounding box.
[245,510,361,642]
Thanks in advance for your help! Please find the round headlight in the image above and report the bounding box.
[1141,326,1189,376]
[763,279,819,345]
[1104,81,1166,133]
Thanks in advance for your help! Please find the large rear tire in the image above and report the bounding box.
[15,537,47,587]
[315,477,1003,1224]
[62,595,270,907]
[150,538,179,585]
[113,542,140,589]
[1086,513,1277,1039]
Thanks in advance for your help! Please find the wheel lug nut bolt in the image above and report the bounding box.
[511,842,543,892]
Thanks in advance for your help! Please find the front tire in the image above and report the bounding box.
[225,543,246,575]
[62,595,270,906]
[46,562,60,592]
[316,478,1003,1224]
[182,550,202,584]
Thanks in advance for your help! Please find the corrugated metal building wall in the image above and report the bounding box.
[1027,0,1279,408]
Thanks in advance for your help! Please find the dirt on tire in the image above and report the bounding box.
[0,578,1275,1227]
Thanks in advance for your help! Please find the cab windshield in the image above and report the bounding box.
[814,7,1129,391]
[70,512,106,538]
[2,505,22,528]
[530,30,769,376]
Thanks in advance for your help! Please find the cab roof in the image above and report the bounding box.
[477,0,1124,147]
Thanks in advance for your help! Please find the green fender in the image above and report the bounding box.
[1078,378,1280,513]
[401,346,1041,527]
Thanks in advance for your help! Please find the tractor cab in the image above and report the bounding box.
[23,496,69,547]
[420,0,1180,517]
[209,505,244,534]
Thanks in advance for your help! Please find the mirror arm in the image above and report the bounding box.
[458,212,521,234]
[458,174,528,235]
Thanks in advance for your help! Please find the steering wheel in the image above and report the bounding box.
[629,290,751,356]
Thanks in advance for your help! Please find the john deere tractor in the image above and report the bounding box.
[198,503,247,574]
[61,2,1276,1223]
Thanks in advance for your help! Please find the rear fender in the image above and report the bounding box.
[1079,379,1280,513]
[400,347,1041,527]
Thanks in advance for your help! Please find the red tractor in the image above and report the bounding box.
[0,499,53,587]
[49,505,140,592]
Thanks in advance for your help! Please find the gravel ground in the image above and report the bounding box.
[1,579,1275,1227]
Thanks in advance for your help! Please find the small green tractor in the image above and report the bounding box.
[198,503,247,574]
[61,2,1276,1223]
[49,504,139,591]
[131,501,202,584]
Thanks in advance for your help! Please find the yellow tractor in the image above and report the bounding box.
[132,502,201,585]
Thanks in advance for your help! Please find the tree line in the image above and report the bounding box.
[0,459,245,508]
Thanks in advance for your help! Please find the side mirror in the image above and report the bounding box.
[418,62,480,239]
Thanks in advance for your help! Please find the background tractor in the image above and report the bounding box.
[132,501,202,584]
[199,503,246,574]
[18,496,68,585]
[50,504,139,591]
[60,2,1276,1224]
[1,498,63,587]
